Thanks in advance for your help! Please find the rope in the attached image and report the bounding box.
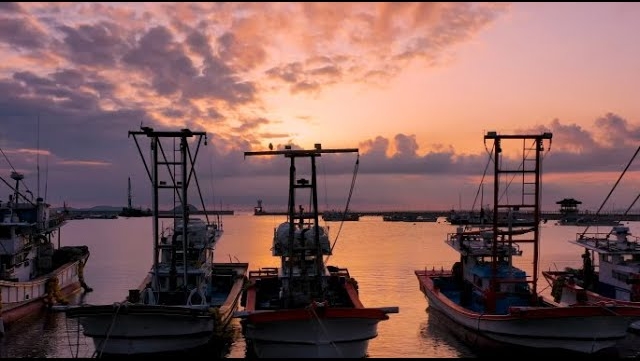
[307,303,343,357]
[95,302,123,358]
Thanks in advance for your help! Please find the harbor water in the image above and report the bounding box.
[2,214,640,358]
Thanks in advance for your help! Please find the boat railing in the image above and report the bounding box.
[420,265,450,276]
[576,232,640,247]
[44,215,66,231]
[327,266,350,278]
[249,267,279,278]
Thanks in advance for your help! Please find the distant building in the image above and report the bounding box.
[556,198,582,215]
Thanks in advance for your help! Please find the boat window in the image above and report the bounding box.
[0,255,12,268]
[0,227,10,238]
[188,275,197,287]
[612,270,630,283]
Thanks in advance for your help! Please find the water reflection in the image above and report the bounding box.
[3,217,640,358]
[1,311,66,358]
[419,307,475,358]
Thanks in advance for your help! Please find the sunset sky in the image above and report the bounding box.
[1,2,640,213]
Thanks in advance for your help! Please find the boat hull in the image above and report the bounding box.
[241,309,384,358]
[67,304,216,355]
[1,255,90,330]
[416,270,634,355]
[62,262,248,355]
[542,271,640,325]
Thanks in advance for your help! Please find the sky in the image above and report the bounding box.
[1,2,640,213]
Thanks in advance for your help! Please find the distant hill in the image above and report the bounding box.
[88,205,123,211]
[169,204,200,212]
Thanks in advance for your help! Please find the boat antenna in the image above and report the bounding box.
[44,154,48,201]
[580,144,640,237]
[37,114,40,198]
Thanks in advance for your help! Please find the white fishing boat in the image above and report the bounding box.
[235,144,398,358]
[415,131,637,356]
[543,226,640,316]
[542,145,640,331]
[0,170,91,336]
[57,127,248,356]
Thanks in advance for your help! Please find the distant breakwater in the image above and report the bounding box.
[65,208,640,222]
[66,209,235,217]
[256,210,640,221]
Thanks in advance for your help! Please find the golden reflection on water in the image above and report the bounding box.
[2,215,639,357]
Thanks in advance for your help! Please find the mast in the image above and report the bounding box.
[484,131,552,301]
[127,177,132,209]
[129,127,207,296]
[245,144,358,306]
[37,114,40,199]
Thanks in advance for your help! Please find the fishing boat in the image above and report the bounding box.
[414,131,638,356]
[446,209,491,226]
[555,216,621,226]
[0,170,91,336]
[321,210,360,222]
[542,144,640,331]
[543,225,640,308]
[236,143,398,358]
[57,127,248,356]
[382,213,438,222]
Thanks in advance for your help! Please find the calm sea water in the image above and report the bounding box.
[2,215,640,358]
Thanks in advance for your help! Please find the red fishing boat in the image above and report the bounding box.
[236,144,398,358]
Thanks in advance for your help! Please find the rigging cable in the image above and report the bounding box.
[472,141,495,211]
[0,147,35,205]
[320,152,329,217]
[186,135,210,225]
[325,153,359,264]
[580,144,640,237]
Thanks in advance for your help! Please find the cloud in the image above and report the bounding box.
[0,17,47,49]
[0,2,25,14]
[58,21,131,67]
[5,2,639,211]
[0,2,509,154]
